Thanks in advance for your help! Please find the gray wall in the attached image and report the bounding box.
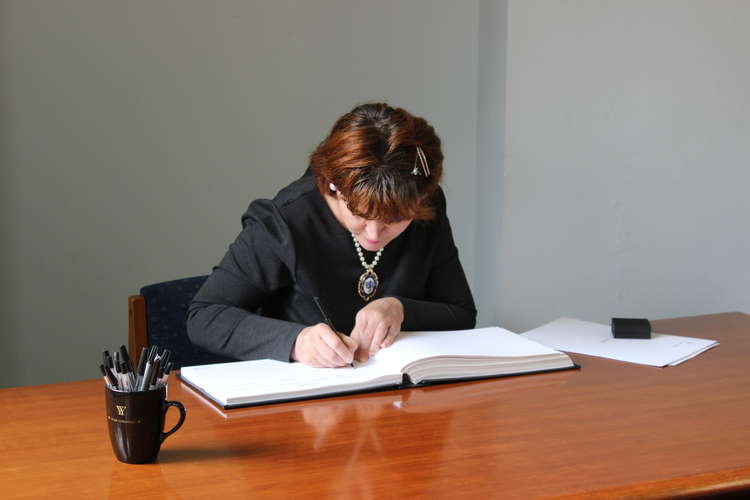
[4,0,748,387]
[493,0,750,332]
[475,0,507,328]
[1,0,479,387]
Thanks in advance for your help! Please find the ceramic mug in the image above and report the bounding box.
[105,385,185,464]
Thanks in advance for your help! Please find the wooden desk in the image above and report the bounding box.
[2,313,749,499]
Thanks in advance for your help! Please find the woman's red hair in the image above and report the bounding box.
[309,103,443,222]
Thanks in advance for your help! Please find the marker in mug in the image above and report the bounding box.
[159,361,173,387]
[121,358,134,391]
[116,352,131,391]
[112,351,124,389]
[136,347,148,388]
[152,358,167,389]
[159,350,171,374]
[119,345,136,389]
[99,364,119,390]
[148,355,162,389]
[138,346,158,391]
[102,351,118,386]
[100,344,172,392]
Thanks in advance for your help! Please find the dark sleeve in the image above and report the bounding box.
[396,191,477,331]
[186,201,304,361]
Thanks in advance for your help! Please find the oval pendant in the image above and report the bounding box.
[357,268,379,302]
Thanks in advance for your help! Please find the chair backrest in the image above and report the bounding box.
[128,275,235,369]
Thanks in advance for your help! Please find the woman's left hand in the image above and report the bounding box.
[350,297,404,362]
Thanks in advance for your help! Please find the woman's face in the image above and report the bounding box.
[327,194,412,252]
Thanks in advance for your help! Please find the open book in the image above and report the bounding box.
[179,327,576,409]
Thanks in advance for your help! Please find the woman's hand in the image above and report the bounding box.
[292,323,357,368]
[350,297,404,362]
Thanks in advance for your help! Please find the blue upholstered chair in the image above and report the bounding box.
[128,276,235,369]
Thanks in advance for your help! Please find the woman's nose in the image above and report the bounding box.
[364,221,386,240]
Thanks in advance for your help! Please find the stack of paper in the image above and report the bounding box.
[521,317,719,367]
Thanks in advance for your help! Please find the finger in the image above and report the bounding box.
[302,339,325,368]
[369,323,389,357]
[351,317,373,363]
[307,357,325,368]
[339,333,358,358]
[319,327,354,365]
[312,340,344,367]
[295,328,321,366]
[354,329,373,362]
[302,326,341,367]
[349,316,367,344]
[303,336,326,367]
[380,326,399,349]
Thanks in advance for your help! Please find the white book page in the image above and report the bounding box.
[374,327,563,368]
[521,317,719,367]
[181,327,570,405]
[182,358,402,403]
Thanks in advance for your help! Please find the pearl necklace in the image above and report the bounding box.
[351,233,383,301]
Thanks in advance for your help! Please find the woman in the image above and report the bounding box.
[187,103,476,368]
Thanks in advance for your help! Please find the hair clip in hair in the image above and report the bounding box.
[412,145,430,177]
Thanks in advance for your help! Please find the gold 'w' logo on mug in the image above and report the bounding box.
[115,405,127,416]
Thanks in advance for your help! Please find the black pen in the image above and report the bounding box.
[99,364,118,390]
[154,359,165,386]
[138,346,158,391]
[159,350,171,374]
[102,350,117,386]
[119,345,135,389]
[113,351,123,389]
[313,296,354,369]
[160,361,173,387]
[148,356,161,389]
[136,347,148,388]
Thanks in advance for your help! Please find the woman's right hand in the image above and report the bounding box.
[291,323,357,368]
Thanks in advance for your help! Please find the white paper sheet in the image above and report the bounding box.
[521,317,719,367]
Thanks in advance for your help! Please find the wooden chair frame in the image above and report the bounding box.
[128,295,148,365]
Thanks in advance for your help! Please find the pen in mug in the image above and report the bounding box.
[102,351,118,387]
[159,361,173,387]
[152,361,164,389]
[148,355,162,389]
[122,358,134,391]
[119,345,136,388]
[137,348,153,391]
[99,364,118,389]
[136,347,148,388]
[112,351,124,390]
[149,352,164,388]
[162,361,173,395]
[100,344,172,392]
[117,353,132,391]
[159,350,171,374]
[138,345,160,391]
